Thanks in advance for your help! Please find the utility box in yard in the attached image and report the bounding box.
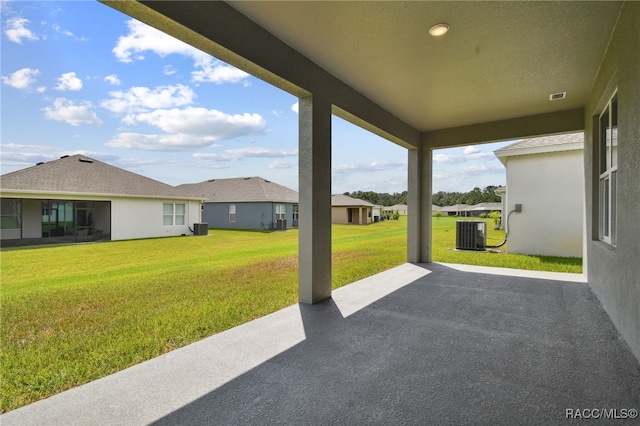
[193,223,209,236]
[456,221,486,251]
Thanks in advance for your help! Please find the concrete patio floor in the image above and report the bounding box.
[3,263,639,425]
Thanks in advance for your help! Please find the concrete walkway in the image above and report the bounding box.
[2,263,639,425]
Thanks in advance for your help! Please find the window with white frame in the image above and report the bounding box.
[598,92,617,246]
[229,204,236,222]
[163,203,186,226]
[276,204,285,220]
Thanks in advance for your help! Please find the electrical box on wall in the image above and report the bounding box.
[515,204,522,212]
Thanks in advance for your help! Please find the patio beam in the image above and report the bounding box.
[298,95,332,304]
[423,108,585,149]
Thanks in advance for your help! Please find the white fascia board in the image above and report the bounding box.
[494,142,583,160]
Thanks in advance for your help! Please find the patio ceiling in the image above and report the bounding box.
[228,1,622,133]
[105,1,623,146]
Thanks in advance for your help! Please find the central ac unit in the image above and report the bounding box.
[456,221,486,251]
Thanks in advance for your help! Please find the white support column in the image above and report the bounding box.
[298,95,332,304]
[407,144,432,263]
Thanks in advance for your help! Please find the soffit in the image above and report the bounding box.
[228,1,622,132]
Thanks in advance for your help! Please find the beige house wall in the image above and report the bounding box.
[331,206,372,225]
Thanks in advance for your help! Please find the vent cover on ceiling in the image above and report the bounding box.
[549,92,566,101]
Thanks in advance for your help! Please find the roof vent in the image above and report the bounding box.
[36,162,44,165]
[78,158,94,163]
[207,179,215,182]
[264,180,271,183]
[60,155,70,159]
[244,177,251,180]
[549,92,566,101]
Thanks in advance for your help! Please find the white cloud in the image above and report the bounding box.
[4,17,38,44]
[191,58,249,84]
[433,153,464,164]
[192,152,235,161]
[164,65,176,76]
[129,107,266,139]
[52,23,73,37]
[2,68,40,90]
[113,19,204,62]
[43,98,103,127]
[3,142,53,151]
[55,72,83,91]
[433,150,494,163]
[113,19,248,85]
[0,152,56,166]
[291,102,299,113]
[101,84,195,113]
[104,74,121,86]
[193,147,297,163]
[463,146,480,155]
[269,160,296,169]
[333,160,407,174]
[224,147,297,158]
[106,132,218,151]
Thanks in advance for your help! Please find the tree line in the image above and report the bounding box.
[344,185,501,207]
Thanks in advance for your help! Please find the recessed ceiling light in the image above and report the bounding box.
[549,92,567,101]
[429,23,450,37]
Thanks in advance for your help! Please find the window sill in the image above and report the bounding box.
[593,239,617,254]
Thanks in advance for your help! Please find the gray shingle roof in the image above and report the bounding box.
[494,132,583,154]
[1,155,195,199]
[463,202,502,211]
[438,204,469,212]
[177,177,298,203]
[384,204,408,211]
[331,194,374,207]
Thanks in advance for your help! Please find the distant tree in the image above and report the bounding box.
[434,210,442,220]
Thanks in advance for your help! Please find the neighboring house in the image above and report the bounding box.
[331,194,374,225]
[438,204,469,216]
[372,205,383,222]
[383,204,408,215]
[461,202,502,217]
[494,132,584,257]
[177,177,298,230]
[0,155,203,247]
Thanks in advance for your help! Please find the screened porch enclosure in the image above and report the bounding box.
[1,199,111,247]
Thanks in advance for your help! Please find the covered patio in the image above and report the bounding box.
[3,1,638,422]
[93,1,640,367]
[3,263,638,425]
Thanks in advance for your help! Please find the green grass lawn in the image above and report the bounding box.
[432,216,583,272]
[0,216,581,412]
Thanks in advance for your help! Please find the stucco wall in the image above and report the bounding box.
[584,2,640,362]
[331,207,349,224]
[505,149,584,257]
[331,207,371,225]
[111,198,201,241]
[202,202,296,230]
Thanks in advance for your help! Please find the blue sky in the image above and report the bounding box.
[1,1,510,194]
